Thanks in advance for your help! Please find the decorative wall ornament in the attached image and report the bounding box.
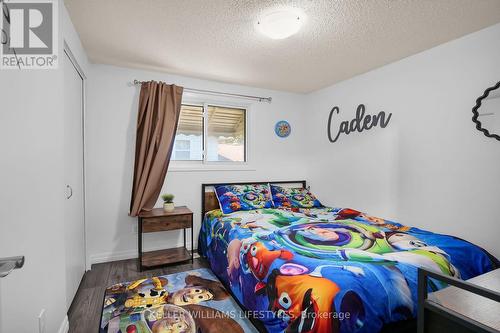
[327,104,392,143]
[471,81,500,141]
[275,120,291,138]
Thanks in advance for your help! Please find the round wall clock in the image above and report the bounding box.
[275,120,291,138]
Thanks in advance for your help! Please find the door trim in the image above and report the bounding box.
[63,41,89,271]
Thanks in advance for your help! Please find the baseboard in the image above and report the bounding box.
[89,242,196,266]
[58,315,69,333]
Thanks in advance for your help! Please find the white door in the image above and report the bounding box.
[63,50,86,308]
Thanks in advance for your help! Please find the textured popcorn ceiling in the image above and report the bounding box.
[64,0,500,93]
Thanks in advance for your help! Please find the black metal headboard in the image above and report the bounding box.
[201,180,307,218]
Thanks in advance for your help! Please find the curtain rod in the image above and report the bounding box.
[132,80,272,103]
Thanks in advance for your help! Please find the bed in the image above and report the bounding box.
[197,181,498,333]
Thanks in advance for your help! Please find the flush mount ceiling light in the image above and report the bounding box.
[256,9,305,39]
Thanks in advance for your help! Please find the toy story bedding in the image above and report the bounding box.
[99,268,258,333]
[198,206,498,333]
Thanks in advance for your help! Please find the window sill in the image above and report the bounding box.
[168,163,256,172]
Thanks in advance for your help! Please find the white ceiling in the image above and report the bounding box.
[64,0,500,93]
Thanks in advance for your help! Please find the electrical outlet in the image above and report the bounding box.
[38,309,46,333]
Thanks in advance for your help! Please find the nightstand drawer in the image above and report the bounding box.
[142,214,191,232]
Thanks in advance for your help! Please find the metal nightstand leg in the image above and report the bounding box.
[138,217,143,272]
[191,218,194,263]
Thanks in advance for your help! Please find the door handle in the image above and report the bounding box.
[66,184,73,199]
[0,256,25,278]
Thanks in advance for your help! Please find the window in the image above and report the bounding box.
[206,105,246,162]
[172,105,203,161]
[174,139,191,160]
[172,104,246,163]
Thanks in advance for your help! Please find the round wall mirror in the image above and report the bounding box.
[472,81,500,141]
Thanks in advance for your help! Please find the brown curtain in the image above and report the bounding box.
[129,81,183,216]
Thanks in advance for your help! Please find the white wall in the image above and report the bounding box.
[0,2,89,332]
[305,23,500,258]
[0,58,67,333]
[479,96,500,134]
[86,65,308,263]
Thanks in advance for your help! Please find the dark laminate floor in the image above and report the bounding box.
[67,257,209,333]
[68,257,416,333]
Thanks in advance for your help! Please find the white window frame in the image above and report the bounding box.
[170,98,253,172]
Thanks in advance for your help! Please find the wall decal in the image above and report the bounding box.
[327,104,392,143]
[275,120,291,138]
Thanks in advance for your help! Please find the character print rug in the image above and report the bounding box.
[100,268,258,333]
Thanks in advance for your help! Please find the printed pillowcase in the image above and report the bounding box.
[215,184,274,214]
[271,185,322,209]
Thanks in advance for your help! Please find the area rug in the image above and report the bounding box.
[100,268,258,333]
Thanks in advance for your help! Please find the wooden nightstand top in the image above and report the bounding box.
[138,206,192,218]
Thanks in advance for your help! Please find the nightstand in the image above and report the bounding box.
[418,268,500,333]
[137,206,193,271]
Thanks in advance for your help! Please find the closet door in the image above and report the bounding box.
[63,50,86,309]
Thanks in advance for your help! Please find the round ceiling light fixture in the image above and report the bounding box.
[256,8,305,39]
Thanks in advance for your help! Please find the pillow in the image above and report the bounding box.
[270,185,322,208]
[215,184,274,214]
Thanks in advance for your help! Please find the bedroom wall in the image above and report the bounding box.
[305,23,500,258]
[85,65,308,264]
[0,2,89,333]
[0,50,66,333]
[479,97,500,135]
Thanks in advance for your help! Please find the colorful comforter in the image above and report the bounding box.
[198,206,497,333]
